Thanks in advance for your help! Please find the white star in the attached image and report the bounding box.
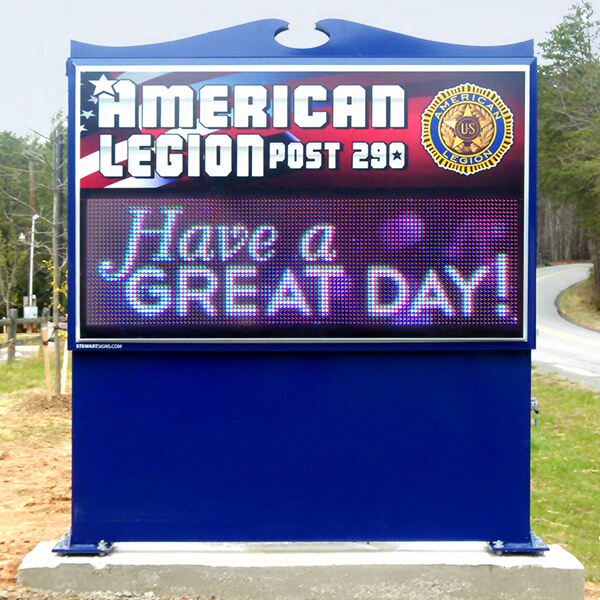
[90,74,116,96]
[81,109,94,120]
[79,124,87,133]
[88,95,98,105]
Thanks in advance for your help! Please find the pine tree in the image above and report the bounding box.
[538,1,600,286]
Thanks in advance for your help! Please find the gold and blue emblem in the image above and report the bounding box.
[421,83,513,175]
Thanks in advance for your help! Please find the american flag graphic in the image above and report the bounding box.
[77,67,527,191]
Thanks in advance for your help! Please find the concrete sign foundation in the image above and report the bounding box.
[20,541,584,600]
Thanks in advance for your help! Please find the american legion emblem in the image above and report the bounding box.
[421,83,513,175]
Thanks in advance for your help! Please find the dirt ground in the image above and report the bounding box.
[0,390,598,600]
[0,391,73,599]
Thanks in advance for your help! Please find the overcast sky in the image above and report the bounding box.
[0,0,597,137]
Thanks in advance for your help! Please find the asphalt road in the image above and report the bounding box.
[533,263,600,389]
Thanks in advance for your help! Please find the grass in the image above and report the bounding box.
[0,352,51,394]
[0,333,71,395]
[531,372,600,581]
[558,269,600,332]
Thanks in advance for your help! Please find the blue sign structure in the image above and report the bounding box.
[64,20,540,554]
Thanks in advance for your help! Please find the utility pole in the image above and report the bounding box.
[28,214,39,310]
[29,161,35,216]
[27,161,36,333]
[52,127,62,395]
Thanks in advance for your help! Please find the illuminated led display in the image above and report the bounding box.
[74,66,530,344]
[80,193,522,341]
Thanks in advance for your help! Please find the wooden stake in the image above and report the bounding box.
[60,339,69,394]
[41,327,52,401]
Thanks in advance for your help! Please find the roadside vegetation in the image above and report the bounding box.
[558,269,600,332]
[0,348,50,395]
[531,372,600,583]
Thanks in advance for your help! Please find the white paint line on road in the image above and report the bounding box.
[553,364,600,378]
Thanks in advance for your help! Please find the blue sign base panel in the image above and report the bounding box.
[71,350,531,546]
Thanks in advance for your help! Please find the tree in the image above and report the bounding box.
[538,1,600,286]
[0,129,56,318]
[0,221,27,317]
[0,132,32,317]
